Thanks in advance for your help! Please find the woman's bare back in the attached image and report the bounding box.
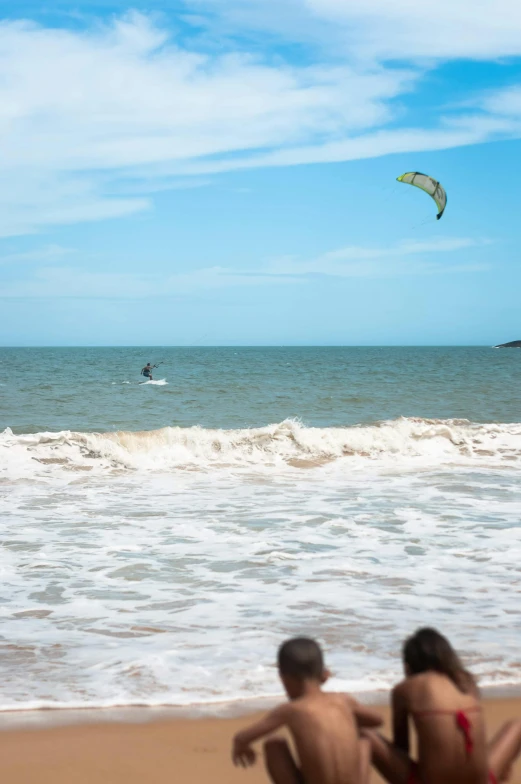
[401,672,488,784]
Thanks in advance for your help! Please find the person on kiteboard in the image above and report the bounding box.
[141,363,155,380]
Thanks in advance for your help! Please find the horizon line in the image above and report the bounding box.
[0,344,507,349]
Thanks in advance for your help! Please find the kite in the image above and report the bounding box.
[397,172,447,220]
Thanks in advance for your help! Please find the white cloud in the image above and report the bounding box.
[0,237,489,298]
[480,86,521,117]
[0,264,295,298]
[258,237,489,278]
[0,10,520,237]
[309,0,521,60]
[0,168,149,238]
[166,124,496,176]
[0,12,415,235]
[187,0,521,61]
[0,266,158,299]
[0,244,75,265]
[0,15,408,171]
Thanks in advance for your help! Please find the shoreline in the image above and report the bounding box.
[1,683,521,732]
[0,695,520,784]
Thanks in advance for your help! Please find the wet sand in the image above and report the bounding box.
[0,696,520,783]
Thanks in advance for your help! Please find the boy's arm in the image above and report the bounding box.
[232,704,289,767]
[346,696,383,728]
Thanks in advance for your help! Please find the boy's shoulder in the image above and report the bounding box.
[321,691,358,708]
[285,691,357,716]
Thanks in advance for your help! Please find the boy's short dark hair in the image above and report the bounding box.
[278,637,324,680]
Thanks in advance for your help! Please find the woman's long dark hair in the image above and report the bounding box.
[403,628,476,694]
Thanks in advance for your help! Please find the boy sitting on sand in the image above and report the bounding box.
[232,637,382,784]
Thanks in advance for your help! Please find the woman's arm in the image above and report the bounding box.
[392,683,410,753]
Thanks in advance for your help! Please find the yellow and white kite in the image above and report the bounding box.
[397,172,447,220]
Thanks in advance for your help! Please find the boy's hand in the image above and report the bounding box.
[232,735,257,767]
[231,706,286,768]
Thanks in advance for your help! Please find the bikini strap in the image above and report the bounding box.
[413,704,482,718]
[413,705,480,755]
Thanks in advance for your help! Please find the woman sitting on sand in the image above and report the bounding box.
[365,627,521,784]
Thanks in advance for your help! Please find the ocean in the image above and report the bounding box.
[1,346,521,713]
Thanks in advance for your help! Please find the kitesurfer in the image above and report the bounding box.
[141,363,155,380]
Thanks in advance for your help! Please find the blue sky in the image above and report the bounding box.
[1,1,521,345]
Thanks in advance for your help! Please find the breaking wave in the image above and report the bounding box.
[2,418,521,478]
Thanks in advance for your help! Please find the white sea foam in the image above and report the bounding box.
[1,418,521,478]
[139,378,168,386]
[1,418,521,711]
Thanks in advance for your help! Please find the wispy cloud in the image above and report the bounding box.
[478,85,521,118]
[0,244,75,265]
[0,10,520,237]
[185,0,521,61]
[0,237,490,298]
[0,12,414,236]
[166,124,505,176]
[240,237,491,279]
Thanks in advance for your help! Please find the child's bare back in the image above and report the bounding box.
[365,628,521,784]
[277,691,367,784]
[232,638,382,784]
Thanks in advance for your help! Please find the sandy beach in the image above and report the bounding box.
[0,696,520,784]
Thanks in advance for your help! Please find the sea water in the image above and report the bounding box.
[0,346,520,712]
